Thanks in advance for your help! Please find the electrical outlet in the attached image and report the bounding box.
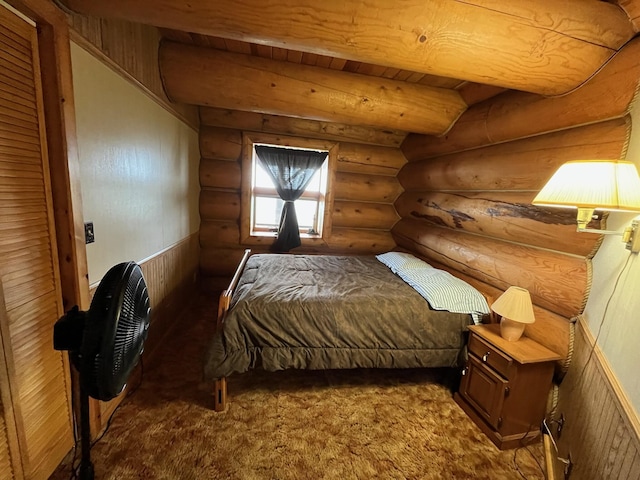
[84,222,95,244]
[564,452,573,479]
[557,413,565,437]
[627,219,640,253]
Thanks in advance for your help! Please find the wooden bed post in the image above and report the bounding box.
[212,249,251,412]
[213,377,227,412]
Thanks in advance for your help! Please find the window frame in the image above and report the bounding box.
[240,132,337,247]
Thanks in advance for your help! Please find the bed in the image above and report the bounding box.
[205,250,490,411]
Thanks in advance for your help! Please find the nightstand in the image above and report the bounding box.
[454,324,561,450]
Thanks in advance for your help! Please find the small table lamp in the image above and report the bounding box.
[491,286,535,341]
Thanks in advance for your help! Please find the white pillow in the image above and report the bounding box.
[376,252,432,273]
[396,267,490,325]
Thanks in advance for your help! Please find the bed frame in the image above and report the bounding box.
[211,248,493,412]
[213,248,252,412]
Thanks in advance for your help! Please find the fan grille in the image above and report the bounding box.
[82,262,150,401]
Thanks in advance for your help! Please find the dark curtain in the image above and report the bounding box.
[255,145,327,252]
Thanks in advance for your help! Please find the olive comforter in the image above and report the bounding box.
[204,254,472,380]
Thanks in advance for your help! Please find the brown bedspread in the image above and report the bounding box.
[204,254,471,380]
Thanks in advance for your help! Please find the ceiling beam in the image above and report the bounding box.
[159,42,467,136]
[63,0,634,95]
[613,0,640,31]
[199,108,408,147]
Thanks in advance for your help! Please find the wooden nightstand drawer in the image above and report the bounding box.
[455,325,562,450]
[460,355,508,429]
[468,333,513,379]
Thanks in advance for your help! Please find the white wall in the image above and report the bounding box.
[70,42,200,283]
[583,104,640,415]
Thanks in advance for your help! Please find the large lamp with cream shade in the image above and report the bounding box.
[532,160,640,252]
[491,286,535,342]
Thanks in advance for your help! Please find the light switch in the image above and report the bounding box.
[84,222,95,244]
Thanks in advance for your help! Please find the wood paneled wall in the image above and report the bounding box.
[65,11,198,129]
[91,233,200,433]
[198,111,404,289]
[396,39,640,367]
[549,317,640,479]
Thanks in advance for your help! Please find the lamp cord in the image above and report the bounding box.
[572,253,633,394]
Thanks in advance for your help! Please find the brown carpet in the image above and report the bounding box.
[51,292,545,480]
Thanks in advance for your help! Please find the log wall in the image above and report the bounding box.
[396,39,640,367]
[198,117,403,289]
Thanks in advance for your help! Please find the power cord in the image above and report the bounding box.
[542,252,635,479]
[513,427,545,479]
[68,407,79,480]
[571,254,632,395]
[91,357,145,447]
[67,357,145,480]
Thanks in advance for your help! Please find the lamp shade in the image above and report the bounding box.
[491,286,535,324]
[532,160,640,212]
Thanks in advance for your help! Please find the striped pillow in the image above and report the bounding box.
[397,267,490,324]
[376,252,432,273]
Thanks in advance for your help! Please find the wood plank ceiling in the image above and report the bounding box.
[158,29,508,138]
[160,29,467,90]
[61,0,637,136]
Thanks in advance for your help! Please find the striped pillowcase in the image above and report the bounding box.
[396,267,490,324]
[376,252,432,273]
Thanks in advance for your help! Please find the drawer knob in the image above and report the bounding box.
[482,352,490,362]
[461,367,468,376]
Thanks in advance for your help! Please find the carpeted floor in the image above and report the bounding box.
[51,291,545,480]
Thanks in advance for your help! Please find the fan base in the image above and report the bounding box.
[79,461,94,480]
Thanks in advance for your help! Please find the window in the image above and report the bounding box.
[241,133,337,246]
[251,146,328,236]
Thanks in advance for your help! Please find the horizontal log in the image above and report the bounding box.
[200,220,240,248]
[428,260,570,365]
[395,191,602,258]
[336,143,406,176]
[200,190,240,221]
[401,38,640,160]
[199,158,241,190]
[327,228,395,253]
[200,246,257,277]
[616,0,640,31]
[392,218,588,318]
[332,201,399,230]
[65,0,634,95]
[199,126,242,161]
[399,117,630,190]
[457,83,508,106]
[334,172,403,203]
[160,42,466,135]
[200,107,407,147]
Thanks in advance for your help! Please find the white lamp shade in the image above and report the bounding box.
[491,286,535,324]
[532,160,640,212]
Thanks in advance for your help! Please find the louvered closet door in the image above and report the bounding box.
[0,410,15,479]
[0,5,74,480]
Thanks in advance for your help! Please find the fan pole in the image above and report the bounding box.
[79,382,95,480]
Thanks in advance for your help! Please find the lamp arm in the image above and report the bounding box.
[577,228,624,236]
[578,225,634,244]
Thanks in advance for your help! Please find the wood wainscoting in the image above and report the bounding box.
[548,317,640,479]
[89,233,200,435]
